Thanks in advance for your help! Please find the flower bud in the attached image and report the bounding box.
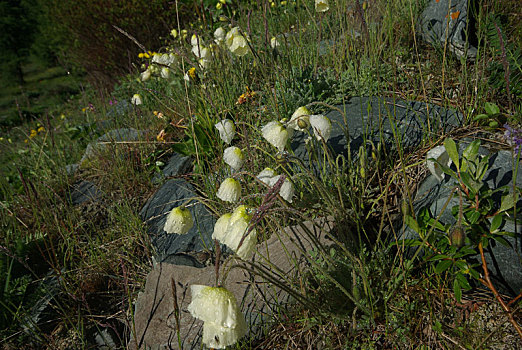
[315,0,330,12]
[288,106,311,130]
[164,206,194,234]
[131,94,142,105]
[450,226,466,248]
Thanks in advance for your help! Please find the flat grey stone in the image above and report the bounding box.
[80,128,147,165]
[152,153,193,184]
[70,180,103,205]
[140,179,215,267]
[409,148,522,295]
[419,0,477,59]
[130,219,332,350]
[106,100,132,118]
[291,96,462,171]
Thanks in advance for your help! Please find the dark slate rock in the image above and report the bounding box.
[70,180,103,205]
[80,128,147,165]
[409,148,522,295]
[65,163,79,176]
[291,96,462,170]
[419,0,477,60]
[152,153,193,184]
[140,179,215,267]
[106,100,133,118]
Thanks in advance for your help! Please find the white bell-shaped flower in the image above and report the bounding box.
[140,69,151,81]
[223,146,245,170]
[190,33,201,47]
[216,178,241,203]
[426,145,452,182]
[214,27,226,44]
[270,37,280,49]
[309,114,332,142]
[315,0,329,12]
[229,35,250,56]
[278,176,295,203]
[288,106,311,130]
[213,206,257,260]
[191,45,212,60]
[215,119,236,144]
[261,121,289,152]
[131,94,142,106]
[257,167,276,185]
[225,27,241,48]
[212,213,232,242]
[163,206,194,234]
[187,285,247,349]
[160,67,170,79]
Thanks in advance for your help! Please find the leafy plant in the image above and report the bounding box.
[403,138,522,336]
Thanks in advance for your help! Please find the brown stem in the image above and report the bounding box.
[478,242,522,338]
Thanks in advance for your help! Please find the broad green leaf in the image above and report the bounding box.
[404,214,420,234]
[490,215,503,233]
[476,156,489,181]
[472,114,488,121]
[456,273,472,290]
[444,138,460,171]
[499,193,515,212]
[464,209,481,225]
[438,162,457,179]
[435,260,452,274]
[492,235,512,248]
[463,140,480,163]
[484,102,500,116]
[429,254,450,261]
[453,278,462,302]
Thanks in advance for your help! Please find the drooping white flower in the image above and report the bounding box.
[198,58,211,69]
[288,106,311,130]
[270,37,280,49]
[309,114,332,142]
[224,27,250,56]
[214,27,226,44]
[160,67,170,79]
[426,145,452,182]
[215,119,236,144]
[163,206,194,234]
[191,45,212,60]
[212,213,232,242]
[278,176,295,203]
[216,178,242,203]
[257,167,276,185]
[190,33,201,47]
[225,206,257,259]
[212,206,257,260]
[315,0,329,12]
[140,69,151,81]
[261,121,289,151]
[225,27,241,48]
[188,285,247,349]
[152,53,175,66]
[131,94,142,105]
[223,146,245,170]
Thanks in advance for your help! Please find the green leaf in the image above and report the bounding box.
[499,193,515,212]
[453,278,462,302]
[444,138,460,171]
[463,140,480,163]
[476,156,489,181]
[492,235,512,248]
[464,209,481,225]
[404,214,420,234]
[429,254,450,261]
[490,215,503,233]
[472,114,489,122]
[484,102,500,116]
[456,273,472,290]
[435,260,452,274]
